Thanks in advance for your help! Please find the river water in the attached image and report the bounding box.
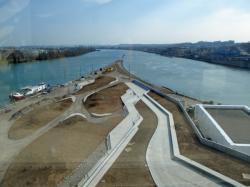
[0,49,250,107]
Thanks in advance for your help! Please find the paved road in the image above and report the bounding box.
[127,82,220,187]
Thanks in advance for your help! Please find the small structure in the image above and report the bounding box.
[75,78,95,90]
[194,104,250,157]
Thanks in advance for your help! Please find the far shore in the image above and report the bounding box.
[0,47,96,65]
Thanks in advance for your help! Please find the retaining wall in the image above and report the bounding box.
[77,88,142,187]
[144,93,244,187]
[195,104,250,156]
[133,79,250,162]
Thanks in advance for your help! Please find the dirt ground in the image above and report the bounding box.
[148,92,250,186]
[1,115,123,187]
[113,62,130,77]
[8,99,72,140]
[97,101,157,187]
[85,83,128,114]
[75,76,115,95]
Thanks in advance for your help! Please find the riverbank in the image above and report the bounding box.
[0,47,96,64]
[116,60,202,107]
[117,61,250,185]
[1,49,249,107]
[0,65,127,186]
[106,41,250,69]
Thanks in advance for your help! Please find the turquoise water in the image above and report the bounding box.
[122,50,250,106]
[0,50,122,106]
[1,49,250,107]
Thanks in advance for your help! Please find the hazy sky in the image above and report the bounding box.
[0,0,250,46]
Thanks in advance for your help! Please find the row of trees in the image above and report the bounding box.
[5,47,96,64]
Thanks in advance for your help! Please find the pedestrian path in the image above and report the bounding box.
[126,82,220,187]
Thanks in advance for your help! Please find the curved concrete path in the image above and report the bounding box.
[142,97,219,187]
[78,89,142,187]
[126,82,220,187]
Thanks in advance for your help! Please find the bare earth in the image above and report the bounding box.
[8,99,72,140]
[85,83,128,114]
[1,115,123,187]
[148,92,250,186]
[97,101,157,187]
[75,76,115,95]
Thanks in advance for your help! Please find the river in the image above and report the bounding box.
[0,49,250,107]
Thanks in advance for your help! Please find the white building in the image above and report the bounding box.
[194,104,250,156]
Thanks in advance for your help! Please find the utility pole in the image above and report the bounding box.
[80,65,82,78]
[64,67,66,83]
[129,63,131,80]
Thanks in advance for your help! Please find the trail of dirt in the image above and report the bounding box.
[8,99,72,140]
[1,115,123,187]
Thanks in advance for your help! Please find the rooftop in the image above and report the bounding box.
[206,108,250,144]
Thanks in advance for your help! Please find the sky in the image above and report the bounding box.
[0,0,250,46]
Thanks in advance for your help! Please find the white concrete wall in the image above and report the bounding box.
[108,89,142,150]
[145,94,244,187]
[195,104,250,156]
[78,88,143,187]
[76,79,95,90]
[195,105,231,145]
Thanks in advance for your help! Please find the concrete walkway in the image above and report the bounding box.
[126,82,220,187]
[78,89,143,187]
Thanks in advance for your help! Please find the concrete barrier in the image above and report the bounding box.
[195,104,250,156]
[63,113,87,121]
[59,141,107,187]
[109,77,119,85]
[77,89,143,187]
[134,78,250,163]
[59,96,76,103]
[108,89,142,150]
[91,112,112,117]
[144,93,245,187]
[75,79,95,90]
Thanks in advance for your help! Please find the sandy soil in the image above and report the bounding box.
[148,92,250,185]
[1,115,123,187]
[8,99,72,140]
[85,83,128,114]
[75,76,115,95]
[97,101,157,187]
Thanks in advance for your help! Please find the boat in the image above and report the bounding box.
[9,92,25,101]
[9,83,47,101]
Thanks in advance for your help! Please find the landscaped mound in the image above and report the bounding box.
[2,115,123,187]
[9,99,73,140]
[75,76,115,95]
[85,83,128,114]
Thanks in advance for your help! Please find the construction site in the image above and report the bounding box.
[0,60,250,187]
